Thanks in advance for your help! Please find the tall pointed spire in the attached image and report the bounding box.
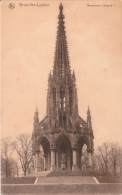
[87,106,92,130]
[33,106,39,134]
[32,4,94,172]
[34,106,39,124]
[87,105,90,115]
[53,3,71,80]
[58,3,64,20]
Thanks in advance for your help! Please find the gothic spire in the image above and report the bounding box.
[34,106,39,122]
[33,106,39,133]
[87,106,90,115]
[87,106,92,130]
[53,3,71,79]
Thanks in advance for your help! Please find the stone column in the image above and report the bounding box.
[44,156,46,171]
[81,155,84,170]
[48,152,51,171]
[67,150,70,170]
[72,149,77,171]
[87,152,92,166]
[87,150,92,171]
[77,151,81,170]
[33,155,36,170]
[45,154,48,171]
[51,149,56,171]
[56,150,58,168]
[35,151,40,172]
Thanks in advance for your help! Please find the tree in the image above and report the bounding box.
[109,143,122,176]
[96,143,111,175]
[9,158,19,177]
[13,134,33,176]
[118,146,122,175]
[1,157,19,178]
[1,137,15,178]
[95,142,122,176]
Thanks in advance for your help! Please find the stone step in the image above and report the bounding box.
[26,171,51,177]
[37,176,96,184]
[2,184,122,194]
[47,170,95,177]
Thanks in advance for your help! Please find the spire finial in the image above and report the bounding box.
[59,2,63,11]
[53,3,70,79]
[87,105,90,115]
[87,105,92,129]
[73,70,75,77]
[58,2,64,20]
[88,105,90,110]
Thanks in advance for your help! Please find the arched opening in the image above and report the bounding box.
[56,135,72,170]
[59,110,67,129]
[60,62,65,79]
[81,144,87,170]
[69,87,73,113]
[77,136,88,170]
[52,87,56,108]
[69,119,72,129]
[38,137,51,171]
[59,111,62,127]
[60,86,65,109]
[63,112,66,128]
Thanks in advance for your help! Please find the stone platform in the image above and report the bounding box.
[26,171,51,177]
[2,175,122,194]
[46,170,94,177]
[26,170,95,178]
[37,176,96,184]
[2,182,122,194]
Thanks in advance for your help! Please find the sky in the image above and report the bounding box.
[1,0,122,148]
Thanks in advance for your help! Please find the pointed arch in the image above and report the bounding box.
[60,86,65,109]
[38,136,50,154]
[76,136,89,169]
[63,111,66,128]
[37,136,51,171]
[69,87,73,112]
[52,87,56,108]
[59,110,62,127]
[55,135,72,170]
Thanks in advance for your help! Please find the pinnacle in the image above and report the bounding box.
[87,105,91,116]
[59,2,63,11]
[58,2,64,20]
[53,3,71,79]
[87,105,90,111]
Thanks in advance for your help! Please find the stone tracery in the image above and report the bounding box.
[32,3,94,172]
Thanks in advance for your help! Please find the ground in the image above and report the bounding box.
[96,176,122,183]
[1,175,122,194]
[1,177,36,184]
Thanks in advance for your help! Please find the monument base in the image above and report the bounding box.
[87,165,93,171]
[72,165,78,171]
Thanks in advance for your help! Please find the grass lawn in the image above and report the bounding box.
[2,183,122,194]
[1,177,36,184]
[96,176,122,183]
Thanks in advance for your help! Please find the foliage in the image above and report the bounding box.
[13,134,33,176]
[95,143,122,176]
[1,137,19,178]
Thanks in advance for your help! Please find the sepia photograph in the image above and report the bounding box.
[1,0,122,194]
